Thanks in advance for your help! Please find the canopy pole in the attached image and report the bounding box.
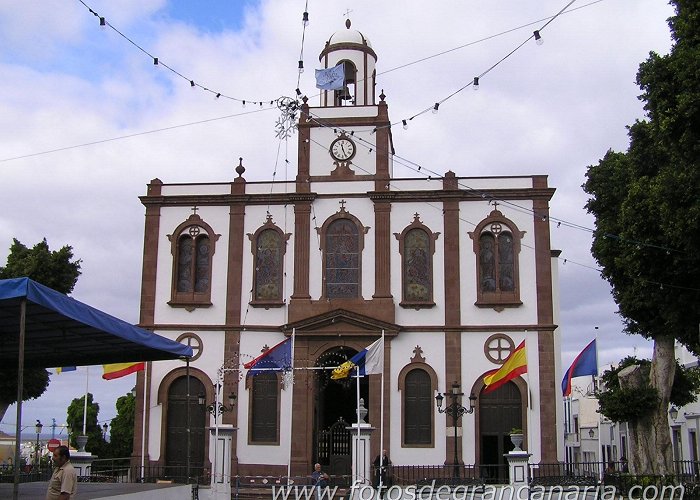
[12,298,26,500]
[186,358,191,484]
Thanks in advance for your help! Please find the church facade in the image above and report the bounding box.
[134,22,564,482]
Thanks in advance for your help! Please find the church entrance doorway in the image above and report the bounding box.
[165,376,206,482]
[314,346,369,477]
[478,381,522,484]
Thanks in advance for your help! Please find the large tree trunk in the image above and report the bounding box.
[619,335,675,475]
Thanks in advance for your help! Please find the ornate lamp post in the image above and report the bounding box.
[198,385,236,418]
[102,422,109,441]
[435,382,477,480]
[34,420,43,467]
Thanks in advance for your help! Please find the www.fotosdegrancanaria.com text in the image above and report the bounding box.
[270,481,687,500]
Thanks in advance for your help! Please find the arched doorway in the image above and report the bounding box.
[165,376,206,482]
[479,381,523,483]
[314,346,369,476]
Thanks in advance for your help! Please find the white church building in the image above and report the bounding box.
[133,21,564,483]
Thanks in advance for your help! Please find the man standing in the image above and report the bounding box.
[46,445,77,500]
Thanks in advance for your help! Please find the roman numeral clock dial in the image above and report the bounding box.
[329,136,356,162]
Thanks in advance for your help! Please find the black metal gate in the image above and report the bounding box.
[317,418,351,476]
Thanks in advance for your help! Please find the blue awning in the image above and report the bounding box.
[0,277,192,367]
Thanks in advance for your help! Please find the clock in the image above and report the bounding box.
[329,136,356,162]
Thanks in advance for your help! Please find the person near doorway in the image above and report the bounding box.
[373,449,391,496]
[311,463,329,499]
[46,445,77,500]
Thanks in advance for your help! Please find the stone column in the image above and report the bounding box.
[347,399,375,486]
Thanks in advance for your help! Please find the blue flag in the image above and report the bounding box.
[244,338,292,376]
[315,63,345,90]
[562,339,598,396]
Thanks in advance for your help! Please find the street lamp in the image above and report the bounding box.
[198,384,236,417]
[34,420,43,467]
[102,423,109,441]
[435,382,477,480]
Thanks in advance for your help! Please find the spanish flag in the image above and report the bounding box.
[102,362,144,380]
[482,340,527,393]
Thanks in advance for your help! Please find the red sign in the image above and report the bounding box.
[47,438,61,452]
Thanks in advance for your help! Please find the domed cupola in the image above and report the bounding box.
[318,19,377,107]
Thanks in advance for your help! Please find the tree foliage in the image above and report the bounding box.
[106,392,136,458]
[583,1,699,350]
[0,238,82,422]
[66,392,107,456]
[0,238,81,294]
[582,0,699,474]
[597,357,700,423]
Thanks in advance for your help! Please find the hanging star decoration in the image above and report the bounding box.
[275,97,299,139]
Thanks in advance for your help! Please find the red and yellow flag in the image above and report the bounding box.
[102,362,144,380]
[482,340,527,393]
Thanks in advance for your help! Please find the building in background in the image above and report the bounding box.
[133,21,563,481]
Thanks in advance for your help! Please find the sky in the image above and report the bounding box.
[0,0,676,435]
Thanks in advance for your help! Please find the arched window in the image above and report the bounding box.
[395,215,439,308]
[248,373,280,444]
[404,369,432,445]
[334,60,357,106]
[168,214,219,308]
[248,216,290,308]
[469,210,523,308]
[398,354,437,447]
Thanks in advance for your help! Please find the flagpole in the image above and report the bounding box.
[140,362,147,481]
[356,364,361,484]
[287,329,295,480]
[378,331,385,495]
[82,366,89,435]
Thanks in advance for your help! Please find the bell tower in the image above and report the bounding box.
[318,19,377,107]
[296,20,393,184]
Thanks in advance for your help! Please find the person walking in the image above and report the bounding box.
[46,445,77,500]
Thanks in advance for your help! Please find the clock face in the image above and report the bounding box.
[330,138,356,161]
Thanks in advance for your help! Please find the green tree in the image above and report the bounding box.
[106,392,136,458]
[583,0,700,475]
[66,392,107,456]
[0,238,82,423]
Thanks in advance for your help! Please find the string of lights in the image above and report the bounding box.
[0,107,271,163]
[391,0,578,131]
[301,135,698,292]
[77,0,279,106]
[297,1,310,89]
[303,104,686,258]
[14,0,599,165]
[16,2,682,261]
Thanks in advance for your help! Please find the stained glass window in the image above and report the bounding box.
[170,216,218,307]
[254,229,282,301]
[404,228,431,302]
[325,219,360,298]
[470,210,522,308]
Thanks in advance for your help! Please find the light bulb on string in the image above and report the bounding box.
[402,120,408,130]
[190,80,195,88]
[432,103,440,114]
[99,17,106,29]
[473,77,479,90]
[298,60,304,74]
[302,11,309,27]
[153,57,159,65]
[534,30,543,45]
[242,100,246,108]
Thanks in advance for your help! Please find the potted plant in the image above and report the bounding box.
[509,428,524,451]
